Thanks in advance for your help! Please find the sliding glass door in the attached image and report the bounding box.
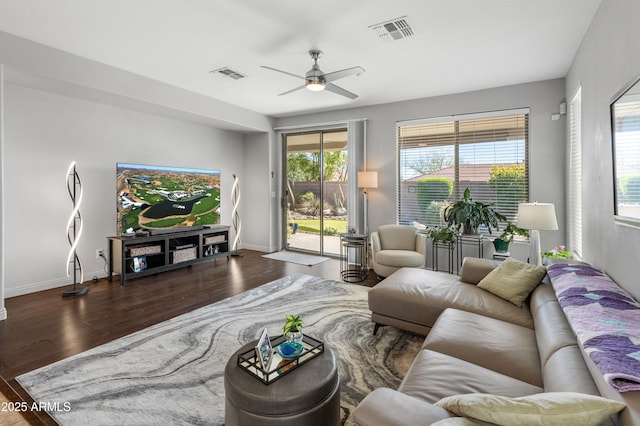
[284,129,348,256]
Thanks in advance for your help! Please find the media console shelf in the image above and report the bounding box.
[107,225,230,286]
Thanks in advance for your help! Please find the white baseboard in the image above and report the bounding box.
[4,269,109,298]
[239,243,272,253]
[0,307,6,321]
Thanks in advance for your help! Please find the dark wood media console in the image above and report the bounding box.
[107,225,230,286]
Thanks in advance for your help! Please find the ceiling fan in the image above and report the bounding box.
[261,50,365,99]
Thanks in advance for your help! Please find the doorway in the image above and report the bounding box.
[284,129,348,256]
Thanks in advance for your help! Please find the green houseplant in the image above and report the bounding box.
[427,226,458,245]
[492,222,529,253]
[444,188,506,235]
[283,314,303,343]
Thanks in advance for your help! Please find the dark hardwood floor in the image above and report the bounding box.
[0,250,377,425]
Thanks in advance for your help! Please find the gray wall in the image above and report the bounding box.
[0,32,277,304]
[3,82,247,296]
[275,78,568,261]
[566,0,640,300]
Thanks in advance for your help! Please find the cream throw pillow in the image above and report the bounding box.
[477,258,546,306]
[435,392,625,426]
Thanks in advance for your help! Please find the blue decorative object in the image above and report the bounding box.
[277,341,304,358]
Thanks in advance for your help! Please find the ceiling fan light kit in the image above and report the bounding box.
[261,49,365,99]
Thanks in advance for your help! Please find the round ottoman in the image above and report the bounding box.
[224,341,340,426]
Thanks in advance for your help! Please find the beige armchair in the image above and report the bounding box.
[370,224,427,278]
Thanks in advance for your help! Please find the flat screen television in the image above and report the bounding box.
[116,163,221,234]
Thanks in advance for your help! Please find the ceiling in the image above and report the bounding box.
[0,0,602,118]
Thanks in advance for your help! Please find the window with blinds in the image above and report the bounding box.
[611,78,640,227]
[569,88,583,258]
[397,110,529,235]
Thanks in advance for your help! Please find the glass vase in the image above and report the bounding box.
[285,330,303,344]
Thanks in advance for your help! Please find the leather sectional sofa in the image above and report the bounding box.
[353,257,638,425]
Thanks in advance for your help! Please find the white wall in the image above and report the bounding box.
[275,79,568,259]
[566,0,640,300]
[3,83,247,297]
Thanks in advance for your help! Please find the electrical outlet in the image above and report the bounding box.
[96,248,104,259]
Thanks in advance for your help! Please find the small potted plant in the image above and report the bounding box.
[427,226,458,245]
[283,314,303,343]
[542,245,572,260]
[493,222,529,253]
[444,188,506,235]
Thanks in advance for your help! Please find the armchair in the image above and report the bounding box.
[370,224,427,278]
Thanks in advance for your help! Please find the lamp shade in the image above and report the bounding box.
[516,202,558,230]
[358,171,378,189]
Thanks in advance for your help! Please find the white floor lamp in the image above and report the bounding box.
[517,202,558,266]
[358,171,378,235]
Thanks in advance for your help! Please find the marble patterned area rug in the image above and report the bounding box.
[17,274,422,425]
[261,250,330,266]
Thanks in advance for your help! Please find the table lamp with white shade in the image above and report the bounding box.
[358,171,378,234]
[516,202,558,266]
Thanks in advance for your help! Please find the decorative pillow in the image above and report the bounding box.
[434,392,625,426]
[477,258,546,306]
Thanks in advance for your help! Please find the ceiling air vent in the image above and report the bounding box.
[369,16,415,41]
[209,67,247,80]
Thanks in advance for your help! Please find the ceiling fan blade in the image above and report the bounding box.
[260,65,305,80]
[278,84,306,96]
[325,83,358,99]
[323,66,365,83]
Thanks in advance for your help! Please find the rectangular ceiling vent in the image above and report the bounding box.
[369,16,415,41]
[209,67,247,80]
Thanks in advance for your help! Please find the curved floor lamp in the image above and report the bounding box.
[63,161,88,297]
[231,173,243,257]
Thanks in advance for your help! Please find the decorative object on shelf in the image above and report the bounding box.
[517,202,558,266]
[358,170,378,235]
[231,173,243,257]
[492,222,529,253]
[444,187,506,235]
[283,314,303,343]
[543,245,572,260]
[63,161,88,297]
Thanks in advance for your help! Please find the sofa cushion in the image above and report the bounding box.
[478,258,546,306]
[423,308,542,387]
[352,388,452,426]
[369,267,534,331]
[435,392,625,426]
[375,249,424,267]
[398,350,543,404]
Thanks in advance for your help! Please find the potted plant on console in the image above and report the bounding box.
[427,226,458,246]
[444,187,506,235]
[493,222,529,253]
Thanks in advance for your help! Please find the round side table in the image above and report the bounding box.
[340,233,368,282]
[224,341,340,426]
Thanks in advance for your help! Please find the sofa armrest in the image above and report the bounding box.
[459,257,501,285]
[370,232,381,256]
[415,233,427,256]
[352,388,451,426]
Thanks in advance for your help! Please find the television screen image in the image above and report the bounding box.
[117,163,221,234]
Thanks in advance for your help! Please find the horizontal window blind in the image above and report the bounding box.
[569,88,583,258]
[398,111,529,235]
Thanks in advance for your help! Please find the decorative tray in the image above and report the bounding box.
[237,334,324,385]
